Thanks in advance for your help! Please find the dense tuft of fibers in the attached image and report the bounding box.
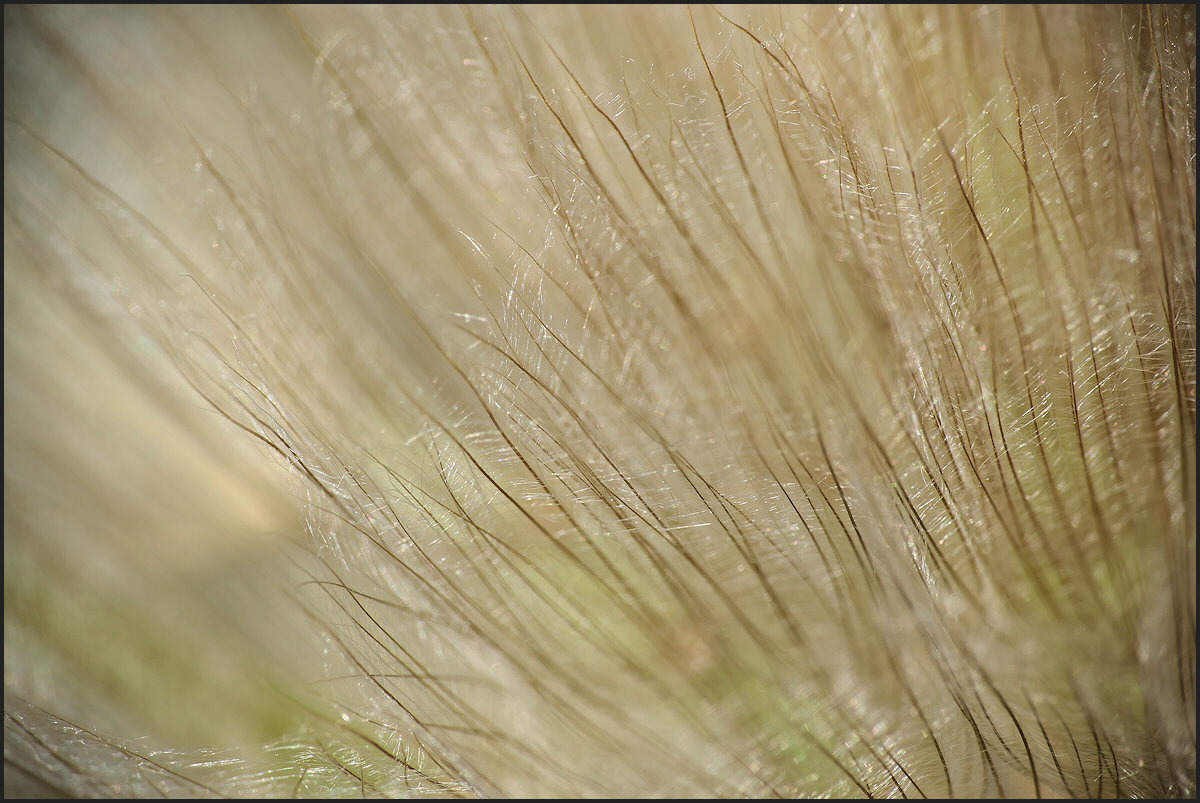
[4,4,1195,798]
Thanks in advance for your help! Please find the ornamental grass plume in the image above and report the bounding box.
[4,4,1195,798]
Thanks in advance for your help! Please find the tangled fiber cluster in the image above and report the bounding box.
[4,4,1195,798]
